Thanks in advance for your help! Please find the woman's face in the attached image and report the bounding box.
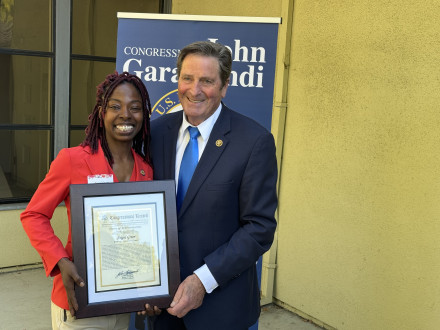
[102,82,143,147]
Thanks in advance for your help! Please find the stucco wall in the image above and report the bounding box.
[172,0,281,17]
[275,1,440,329]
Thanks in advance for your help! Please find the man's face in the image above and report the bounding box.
[178,54,229,126]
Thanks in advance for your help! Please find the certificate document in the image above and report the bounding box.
[92,203,161,292]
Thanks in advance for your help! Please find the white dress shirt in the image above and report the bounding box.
[175,104,222,293]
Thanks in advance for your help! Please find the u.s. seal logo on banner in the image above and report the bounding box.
[151,89,182,119]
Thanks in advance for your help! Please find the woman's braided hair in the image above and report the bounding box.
[81,71,152,166]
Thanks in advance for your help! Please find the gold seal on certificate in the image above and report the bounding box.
[70,181,180,319]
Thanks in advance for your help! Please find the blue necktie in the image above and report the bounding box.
[176,126,200,212]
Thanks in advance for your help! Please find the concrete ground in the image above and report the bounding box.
[0,267,322,330]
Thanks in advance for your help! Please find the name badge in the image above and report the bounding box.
[87,174,114,184]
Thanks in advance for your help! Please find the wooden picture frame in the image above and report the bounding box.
[70,180,180,319]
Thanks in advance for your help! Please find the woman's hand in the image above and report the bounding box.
[137,303,162,317]
[57,257,85,317]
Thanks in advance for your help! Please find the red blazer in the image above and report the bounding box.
[20,144,153,310]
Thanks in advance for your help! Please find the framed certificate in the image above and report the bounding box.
[70,180,180,319]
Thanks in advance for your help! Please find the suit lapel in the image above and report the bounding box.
[162,114,181,179]
[179,107,231,216]
[83,144,113,177]
[83,143,152,182]
[133,152,153,181]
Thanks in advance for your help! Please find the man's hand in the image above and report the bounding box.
[167,274,205,318]
[57,257,85,317]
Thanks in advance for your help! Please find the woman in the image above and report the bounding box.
[21,72,153,329]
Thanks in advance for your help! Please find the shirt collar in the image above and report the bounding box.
[179,103,222,141]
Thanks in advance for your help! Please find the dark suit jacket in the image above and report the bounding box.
[150,105,278,330]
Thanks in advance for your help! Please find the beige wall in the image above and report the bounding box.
[172,0,281,17]
[0,207,68,268]
[275,1,440,329]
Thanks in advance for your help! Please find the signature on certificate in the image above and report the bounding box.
[116,269,139,279]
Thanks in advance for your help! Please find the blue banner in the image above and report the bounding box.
[116,13,280,330]
[116,14,279,131]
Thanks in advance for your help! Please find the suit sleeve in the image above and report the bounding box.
[204,131,278,286]
[20,148,72,277]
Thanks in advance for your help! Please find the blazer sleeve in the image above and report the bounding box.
[204,131,278,286]
[20,148,72,277]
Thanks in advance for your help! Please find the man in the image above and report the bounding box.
[145,41,278,330]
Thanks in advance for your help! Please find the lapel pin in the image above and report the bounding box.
[216,139,223,147]
[140,169,145,176]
